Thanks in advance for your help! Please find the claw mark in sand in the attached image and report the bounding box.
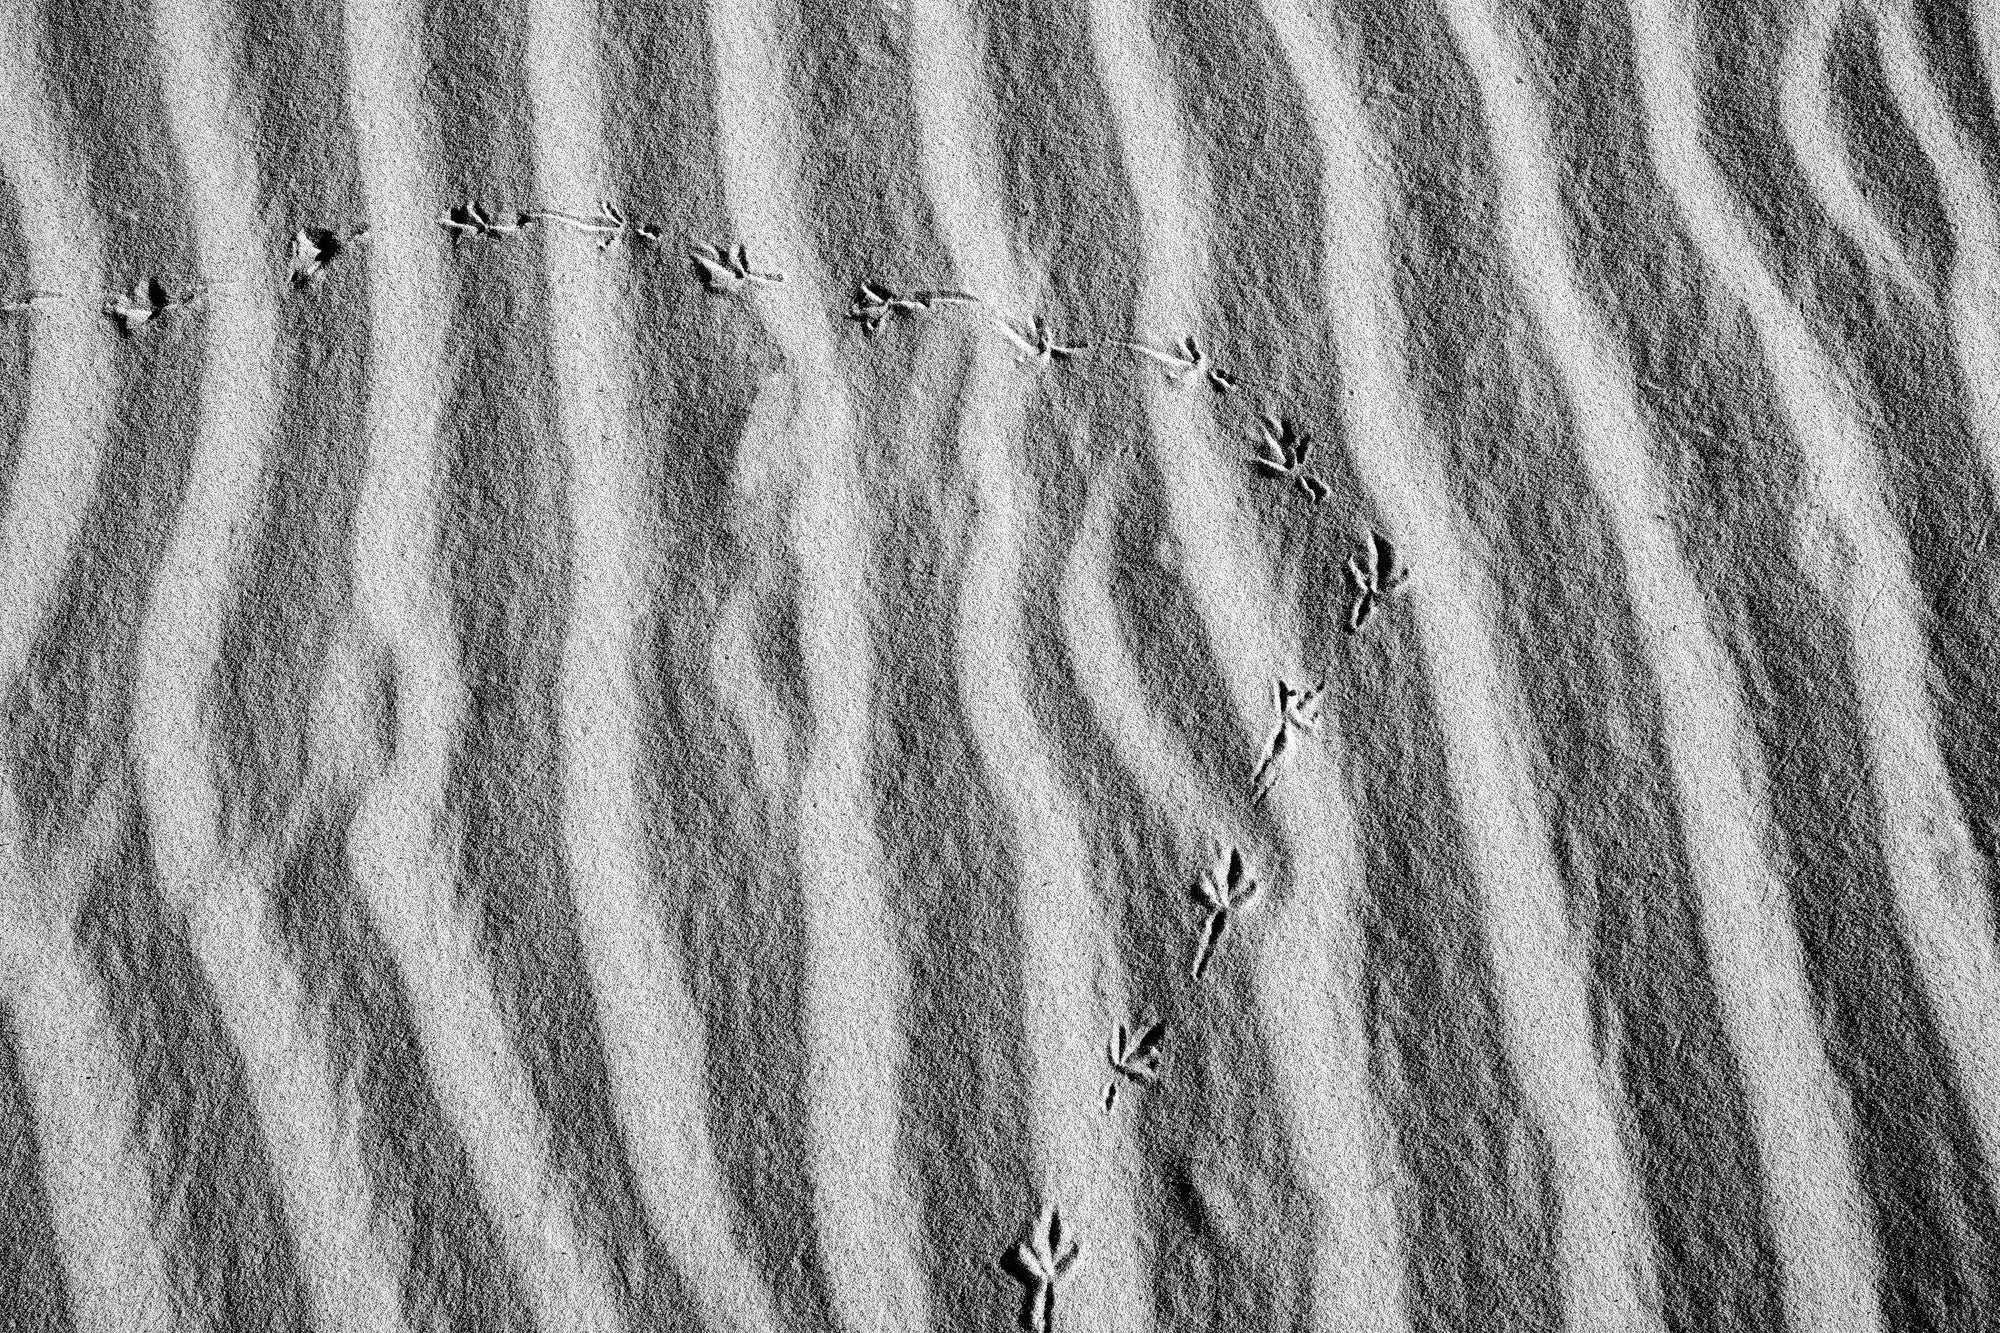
[1102,1014,1167,1111]
[993,313,1089,367]
[1113,333,1235,392]
[529,201,661,250]
[440,203,535,242]
[690,242,785,294]
[847,281,979,335]
[1250,676,1324,807]
[1253,413,1328,504]
[2,288,63,314]
[1344,530,1411,633]
[1001,1205,1080,1331]
[288,226,369,288]
[1192,845,1264,981]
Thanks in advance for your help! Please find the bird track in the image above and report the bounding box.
[1250,676,1324,808]
[1345,529,1411,633]
[1113,333,1236,392]
[1001,1205,1080,1332]
[1253,413,1329,504]
[992,313,1089,367]
[1192,845,1264,980]
[689,241,785,294]
[847,280,980,335]
[1102,1014,1167,1111]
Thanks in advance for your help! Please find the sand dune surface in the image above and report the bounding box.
[3,0,2000,1330]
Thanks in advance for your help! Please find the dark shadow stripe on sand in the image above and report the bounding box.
[841,335,1033,1332]
[597,3,839,1324]
[1652,8,2000,1316]
[966,6,1326,1329]
[976,7,1368,1320]
[1811,15,2000,945]
[1145,0,1328,401]
[269,802,537,1333]
[8,0,203,848]
[418,3,679,1320]
[0,998,76,1333]
[785,0,949,309]
[1651,316,2000,1327]
[36,0,195,270]
[1019,9,1334,1322]
[1903,0,2000,181]
[75,822,312,1333]
[1689,0,1905,298]
[1305,8,1582,1326]
[1493,4,1798,1326]
[1142,0,1366,672]
[3,325,199,845]
[1824,6,1954,291]
[1344,615,1564,1333]
[1134,0,1366,810]
[211,0,374,847]
[973,0,1255,824]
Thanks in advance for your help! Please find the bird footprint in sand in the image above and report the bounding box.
[690,241,785,294]
[1254,413,1329,504]
[1002,1206,1080,1332]
[848,281,979,335]
[104,277,180,335]
[288,226,368,288]
[440,203,533,242]
[530,201,660,250]
[1102,1015,1167,1111]
[1345,529,1411,633]
[1114,333,1236,392]
[1250,676,1324,807]
[1192,846,1263,980]
[994,313,1089,367]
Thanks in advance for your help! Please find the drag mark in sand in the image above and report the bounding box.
[992,310,1091,366]
[528,200,661,249]
[440,202,535,241]
[340,4,627,1330]
[1267,3,1666,1328]
[1082,4,1411,1329]
[707,4,933,1329]
[846,280,980,336]
[1631,0,2000,1190]
[137,2,411,1328]
[524,0,783,1325]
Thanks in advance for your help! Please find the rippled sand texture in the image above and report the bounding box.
[4,0,2000,1329]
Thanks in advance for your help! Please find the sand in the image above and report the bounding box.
[2,0,1999,1329]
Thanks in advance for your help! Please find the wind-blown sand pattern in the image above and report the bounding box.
[4,0,2000,1330]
